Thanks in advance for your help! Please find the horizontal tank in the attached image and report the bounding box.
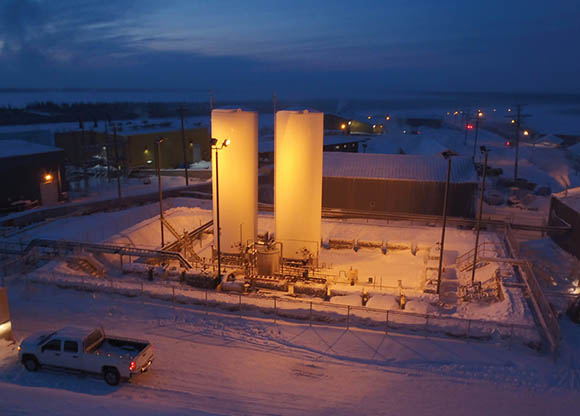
[274,109,324,261]
[211,109,258,254]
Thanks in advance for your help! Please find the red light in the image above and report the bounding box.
[506,141,511,147]
[466,124,474,130]
[129,361,136,371]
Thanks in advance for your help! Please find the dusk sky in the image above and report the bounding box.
[1,0,580,98]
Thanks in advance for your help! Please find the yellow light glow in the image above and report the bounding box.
[511,119,515,124]
[340,123,346,130]
[386,116,390,120]
[367,116,371,119]
[523,130,529,136]
[372,124,376,128]
[453,111,458,115]
[478,112,483,117]
[44,174,53,182]
[508,108,512,112]
[224,139,231,147]
[0,321,12,337]
[144,149,149,154]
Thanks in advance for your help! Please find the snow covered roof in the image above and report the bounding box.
[554,187,580,211]
[535,134,563,146]
[569,143,580,156]
[0,139,63,159]
[323,152,478,183]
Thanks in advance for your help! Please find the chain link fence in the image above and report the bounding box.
[6,270,540,351]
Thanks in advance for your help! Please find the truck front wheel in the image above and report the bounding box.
[103,367,121,386]
[22,355,39,372]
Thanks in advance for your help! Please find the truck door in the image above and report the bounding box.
[39,338,62,367]
[61,340,82,370]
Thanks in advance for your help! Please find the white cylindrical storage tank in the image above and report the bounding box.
[275,109,323,261]
[211,108,258,254]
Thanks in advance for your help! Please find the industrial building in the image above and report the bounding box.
[322,152,478,217]
[0,140,66,212]
[548,188,580,259]
[54,126,210,169]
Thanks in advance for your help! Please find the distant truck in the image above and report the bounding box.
[18,327,154,386]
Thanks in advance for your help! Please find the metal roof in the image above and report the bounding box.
[0,139,63,159]
[323,152,478,183]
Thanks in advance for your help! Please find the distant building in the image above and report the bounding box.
[323,114,382,135]
[258,135,370,163]
[322,152,478,217]
[0,140,66,212]
[548,188,580,259]
[54,126,210,169]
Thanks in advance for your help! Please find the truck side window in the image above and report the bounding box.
[42,339,61,352]
[64,341,78,353]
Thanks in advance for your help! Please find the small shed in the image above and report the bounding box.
[0,140,66,212]
[322,152,478,217]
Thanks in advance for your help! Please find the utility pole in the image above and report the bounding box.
[472,111,483,161]
[113,124,122,200]
[513,104,521,185]
[471,146,489,285]
[179,105,190,186]
[156,138,165,247]
[104,117,111,183]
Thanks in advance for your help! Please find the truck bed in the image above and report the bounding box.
[89,337,149,357]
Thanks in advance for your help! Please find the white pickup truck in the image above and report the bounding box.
[18,326,154,386]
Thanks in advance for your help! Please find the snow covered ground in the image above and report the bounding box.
[0,281,579,416]
[7,197,535,327]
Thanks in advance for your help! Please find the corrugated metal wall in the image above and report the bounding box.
[548,197,580,259]
[322,177,476,218]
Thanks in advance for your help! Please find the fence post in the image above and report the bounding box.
[425,314,429,336]
[385,310,389,334]
[172,287,175,304]
[347,305,350,330]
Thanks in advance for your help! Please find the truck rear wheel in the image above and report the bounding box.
[22,355,39,372]
[103,367,120,386]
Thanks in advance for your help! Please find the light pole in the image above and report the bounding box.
[471,146,489,285]
[179,105,189,186]
[437,150,458,295]
[211,137,230,279]
[155,137,165,247]
[472,111,484,161]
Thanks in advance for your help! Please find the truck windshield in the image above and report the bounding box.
[37,332,56,345]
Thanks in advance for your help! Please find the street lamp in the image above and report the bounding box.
[472,111,484,160]
[155,137,165,247]
[471,146,490,285]
[437,150,458,295]
[211,137,230,280]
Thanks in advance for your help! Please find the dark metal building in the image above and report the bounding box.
[548,190,580,259]
[322,152,478,217]
[0,140,66,212]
